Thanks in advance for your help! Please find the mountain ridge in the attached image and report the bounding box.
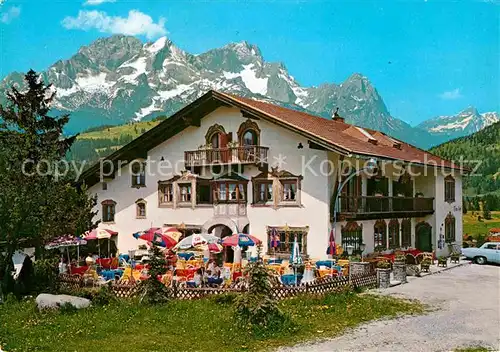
[0,34,497,149]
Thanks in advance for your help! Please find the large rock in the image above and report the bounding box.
[35,294,91,310]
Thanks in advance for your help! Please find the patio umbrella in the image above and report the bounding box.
[221,233,262,247]
[326,228,337,256]
[133,228,177,248]
[163,227,182,242]
[45,235,87,266]
[84,229,118,258]
[173,233,220,251]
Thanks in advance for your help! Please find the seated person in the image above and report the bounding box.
[192,269,203,287]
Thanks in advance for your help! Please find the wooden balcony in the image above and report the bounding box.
[184,146,269,167]
[337,195,434,220]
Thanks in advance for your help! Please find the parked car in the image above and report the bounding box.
[461,242,500,265]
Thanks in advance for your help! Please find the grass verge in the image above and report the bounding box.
[463,211,500,238]
[0,291,424,352]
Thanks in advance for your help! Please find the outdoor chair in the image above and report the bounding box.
[438,257,448,267]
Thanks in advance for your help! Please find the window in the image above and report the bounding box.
[374,220,387,251]
[401,219,411,247]
[136,199,146,218]
[388,219,400,249]
[445,175,455,203]
[237,119,261,146]
[131,162,146,187]
[205,123,226,148]
[158,183,173,205]
[281,180,297,201]
[341,222,363,254]
[485,244,499,250]
[196,181,212,204]
[267,226,308,256]
[445,213,456,243]
[214,182,246,203]
[102,200,116,223]
[179,184,192,203]
[254,180,273,204]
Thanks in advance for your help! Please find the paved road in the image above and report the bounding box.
[279,264,500,352]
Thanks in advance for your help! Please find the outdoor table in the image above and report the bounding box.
[178,253,194,260]
[175,268,198,279]
[281,274,303,286]
[315,260,335,268]
[101,269,123,281]
[267,264,283,275]
[70,265,88,276]
[318,268,338,278]
[267,258,283,264]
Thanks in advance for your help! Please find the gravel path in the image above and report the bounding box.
[278,264,500,352]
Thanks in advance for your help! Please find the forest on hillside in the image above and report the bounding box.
[430,121,500,196]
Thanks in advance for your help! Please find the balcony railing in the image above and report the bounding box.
[338,196,434,217]
[185,146,269,167]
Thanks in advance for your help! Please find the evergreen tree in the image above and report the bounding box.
[0,70,98,295]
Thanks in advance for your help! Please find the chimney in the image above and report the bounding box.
[332,107,345,122]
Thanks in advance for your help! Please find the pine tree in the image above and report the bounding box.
[0,70,98,295]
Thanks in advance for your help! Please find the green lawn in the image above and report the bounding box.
[78,120,160,140]
[0,292,424,352]
[463,211,500,238]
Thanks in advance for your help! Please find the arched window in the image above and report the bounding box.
[401,219,411,247]
[136,199,147,218]
[388,219,400,249]
[445,175,455,202]
[445,213,456,243]
[205,124,226,148]
[101,199,116,223]
[237,119,261,146]
[374,220,387,251]
[341,222,363,254]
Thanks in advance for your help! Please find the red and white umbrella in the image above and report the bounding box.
[133,227,178,248]
[84,229,118,257]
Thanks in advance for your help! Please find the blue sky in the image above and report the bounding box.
[0,0,498,125]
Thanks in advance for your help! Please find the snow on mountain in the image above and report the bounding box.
[418,107,499,140]
[2,34,493,149]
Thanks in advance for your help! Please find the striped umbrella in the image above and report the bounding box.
[326,228,337,256]
[222,233,262,247]
[133,228,177,248]
[290,236,303,285]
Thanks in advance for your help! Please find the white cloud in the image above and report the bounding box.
[439,88,463,100]
[84,0,116,6]
[1,6,21,24]
[62,10,166,39]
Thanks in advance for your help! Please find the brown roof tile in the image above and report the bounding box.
[217,91,462,170]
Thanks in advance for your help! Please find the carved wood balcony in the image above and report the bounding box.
[337,195,434,220]
[185,146,269,167]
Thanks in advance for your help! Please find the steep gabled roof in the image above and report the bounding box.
[79,90,464,187]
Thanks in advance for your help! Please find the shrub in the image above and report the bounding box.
[376,261,391,269]
[140,245,169,305]
[33,258,59,294]
[234,245,287,331]
[91,285,116,306]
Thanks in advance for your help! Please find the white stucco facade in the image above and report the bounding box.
[88,106,463,259]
